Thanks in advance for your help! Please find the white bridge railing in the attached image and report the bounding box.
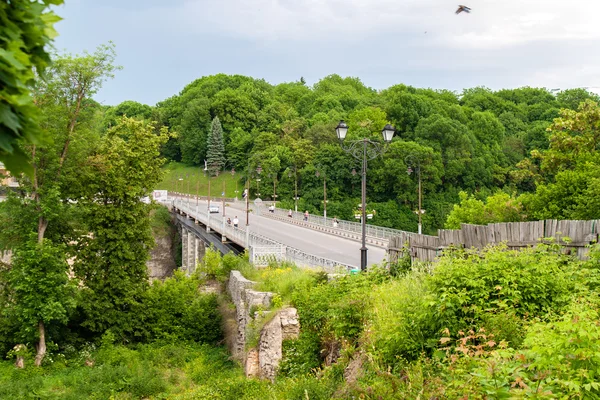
[168,197,354,273]
[259,206,411,243]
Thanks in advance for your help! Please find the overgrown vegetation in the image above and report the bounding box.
[5,244,599,398]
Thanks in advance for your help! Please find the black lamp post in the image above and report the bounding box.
[335,120,396,271]
[288,166,299,212]
[316,169,327,218]
[405,155,424,235]
[256,165,262,197]
[270,173,278,207]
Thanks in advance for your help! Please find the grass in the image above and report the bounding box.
[0,342,339,399]
[156,162,243,198]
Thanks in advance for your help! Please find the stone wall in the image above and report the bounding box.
[147,235,177,280]
[227,270,300,381]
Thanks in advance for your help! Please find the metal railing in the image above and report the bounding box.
[167,196,356,272]
[260,205,411,242]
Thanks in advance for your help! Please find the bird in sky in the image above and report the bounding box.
[455,5,471,14]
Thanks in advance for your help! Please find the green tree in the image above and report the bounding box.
[4,237,76,364]
[3,44,118,365]
[0,0,63,175]
[206,116,226,175]
[74,117,168,340]
[179,97,211,165]
[556,88,600,110]
[101,100,153,131]
[445,191,524,229]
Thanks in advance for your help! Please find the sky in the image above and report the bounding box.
[52,0,600,106]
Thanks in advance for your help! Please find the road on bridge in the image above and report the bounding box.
[183,199,387,268]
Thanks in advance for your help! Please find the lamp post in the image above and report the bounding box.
[222,178,226,217]
[316,169,327,218]
[232,168,238,200]
[288,166,299,212]
[186,174,191,205]
[177,177,183,203]
[256,165,262,197]
[335,120,395,271]
[270,173,278,208]
[405,155,424,235]
[245,163,250,227]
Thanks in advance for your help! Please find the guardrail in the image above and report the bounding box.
[265,206,410,241]
[256,206,410,248]
[167,197,355,272]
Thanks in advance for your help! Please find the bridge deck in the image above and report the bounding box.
[172,198,386,268]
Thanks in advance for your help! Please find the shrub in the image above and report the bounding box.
[198,246,224,279]
[141,271,222,343]
[428,244,576,331]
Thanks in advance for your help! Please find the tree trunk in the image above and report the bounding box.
[14,344,26,369]
[37,217,48,244]
[34,320,46,367]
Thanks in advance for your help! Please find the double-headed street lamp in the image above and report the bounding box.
[335,120,396,271]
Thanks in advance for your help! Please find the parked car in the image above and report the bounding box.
[208,205,220,213]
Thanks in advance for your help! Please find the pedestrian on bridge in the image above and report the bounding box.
[304,210,309,221]
[233,216,239,227]
[288,209,293,218]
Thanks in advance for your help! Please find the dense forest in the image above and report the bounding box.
[104,74,600,232]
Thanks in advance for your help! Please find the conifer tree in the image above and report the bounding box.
[206,116,226,175]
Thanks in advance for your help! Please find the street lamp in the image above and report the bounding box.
[177,177,183,201]
[288,166,299,212]
[231,168,238,200]
[405,155,424,235]
[335,120,396,271]
[256,165,262,197]
[270,173,278,207]
[316,169,327,218]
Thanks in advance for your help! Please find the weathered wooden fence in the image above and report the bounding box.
[388,219,600,264]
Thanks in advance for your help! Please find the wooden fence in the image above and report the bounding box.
[388,219,600,264]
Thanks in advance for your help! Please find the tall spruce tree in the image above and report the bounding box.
[206,116,226,175]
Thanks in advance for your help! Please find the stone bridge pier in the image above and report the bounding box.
[180,225,206,275]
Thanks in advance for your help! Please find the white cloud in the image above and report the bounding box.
[53,0,600,104]
[136,0,600,47]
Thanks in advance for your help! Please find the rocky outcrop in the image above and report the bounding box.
[0,250,11,265]
[257,307,300,381]
[227,270,300,380]
[147,233,176,281]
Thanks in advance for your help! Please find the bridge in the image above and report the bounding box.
[166,193,412,273]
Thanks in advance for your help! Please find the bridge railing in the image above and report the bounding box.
[169,198,355,272]
[260,205,411,242]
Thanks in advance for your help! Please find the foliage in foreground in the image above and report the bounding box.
[0,0,63,175]
[3,244,600,398]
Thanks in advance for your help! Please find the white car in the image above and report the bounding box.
[208,205,220,213]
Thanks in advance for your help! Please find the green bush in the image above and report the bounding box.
[368,270,437,364]
[279,332,322,377]
[428,245,576,330]
[142,271,222,343]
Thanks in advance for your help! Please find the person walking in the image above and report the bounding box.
[304,210,309,221]
[288,209,293,218]
[233,216,239,228]
[333,217,338,228]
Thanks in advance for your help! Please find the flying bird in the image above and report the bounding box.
[455,5,471,14]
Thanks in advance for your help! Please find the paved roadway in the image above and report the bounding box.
[178,198,386,268]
